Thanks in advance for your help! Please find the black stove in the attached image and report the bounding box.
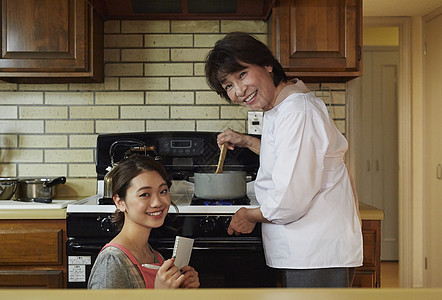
[95,131,259,181]
[67,131,277,288]
[98,197,113,205]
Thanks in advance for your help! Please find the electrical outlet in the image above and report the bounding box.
[248,111,264,134]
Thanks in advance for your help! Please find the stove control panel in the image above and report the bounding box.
[159,137,205,156]
[199,216,232,233]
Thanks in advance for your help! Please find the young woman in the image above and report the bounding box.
[88,155,200,289]
[205,32,362,288]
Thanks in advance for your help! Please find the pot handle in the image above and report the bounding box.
[43,176,66,188]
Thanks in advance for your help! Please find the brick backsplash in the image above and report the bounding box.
[0,20,347,197]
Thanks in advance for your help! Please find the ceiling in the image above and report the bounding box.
[363,0,442,17]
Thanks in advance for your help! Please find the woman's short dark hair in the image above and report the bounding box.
[108,155,174,228]
[205,32,287,102]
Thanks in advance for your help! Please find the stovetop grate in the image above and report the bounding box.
[190,195,250,206]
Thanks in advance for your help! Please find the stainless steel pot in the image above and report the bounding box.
[15,177,66,203]
[193,171,247,199]
[0,178,18,200]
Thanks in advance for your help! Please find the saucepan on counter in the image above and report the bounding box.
[15,176,66,203]
[0,178,18,200]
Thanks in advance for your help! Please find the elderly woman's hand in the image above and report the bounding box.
[227,207,257,235]
[217,128,261,154]
[217,128,247,150]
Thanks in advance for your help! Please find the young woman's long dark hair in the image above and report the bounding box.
[108,155,175,229]
[205,32,287,103]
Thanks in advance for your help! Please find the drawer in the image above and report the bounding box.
[0,270,63,288]
[0,220,64,265]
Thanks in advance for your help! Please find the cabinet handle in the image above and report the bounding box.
[367,160,370,172]
[437,164,442,180]
[376,160,379,172]
[358,46,362,61]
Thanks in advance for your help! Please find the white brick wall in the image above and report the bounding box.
[0,20,348,197]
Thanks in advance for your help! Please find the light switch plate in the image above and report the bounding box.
[248,111,263,134]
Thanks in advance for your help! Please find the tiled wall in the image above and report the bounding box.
[0,20,347,197]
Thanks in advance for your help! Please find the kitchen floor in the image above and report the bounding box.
[381,261,399,288]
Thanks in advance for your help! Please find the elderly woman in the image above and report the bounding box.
[205,32,363,288]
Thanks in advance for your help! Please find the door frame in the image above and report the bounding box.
[347,17,414,287]
[422,6,442,287]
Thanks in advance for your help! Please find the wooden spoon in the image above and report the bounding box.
[215,143,227,174]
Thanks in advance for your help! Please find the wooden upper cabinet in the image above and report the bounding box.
[0,0,103,82]
[271,0,362,82]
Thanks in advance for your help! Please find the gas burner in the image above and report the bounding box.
[190,195,250,206]
[98,197,114,205]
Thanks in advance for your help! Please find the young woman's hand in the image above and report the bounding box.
[178,265,200,288]
[155,258,185,289]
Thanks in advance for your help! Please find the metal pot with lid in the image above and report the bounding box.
[15,176,66,203]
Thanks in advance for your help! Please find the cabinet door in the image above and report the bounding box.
[354,220,381,288]
[0,0,103,82]
[352,271,376,288]
[271,0,362,81]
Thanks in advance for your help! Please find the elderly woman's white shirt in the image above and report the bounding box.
[255,81,363,269]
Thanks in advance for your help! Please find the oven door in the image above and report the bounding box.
[66,238,111,288]
[150,237,278,288]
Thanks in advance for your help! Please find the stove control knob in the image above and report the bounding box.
[200,217,216,233]
[100,216,116,233]
[222,217,232,231]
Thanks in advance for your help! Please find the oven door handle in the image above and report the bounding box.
[70,244,104,251]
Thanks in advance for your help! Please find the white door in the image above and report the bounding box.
[357,47,399,260]
[424,9,442,287]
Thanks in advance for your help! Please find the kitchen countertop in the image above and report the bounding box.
[66,196,384,219]
[65,181,385,219]
[1,179,384,220]
[359,202,384,220]
[0,288,441,300]
[1,198,384,220]
[0,197,86,219]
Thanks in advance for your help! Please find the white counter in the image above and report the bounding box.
[0,199,76,209]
